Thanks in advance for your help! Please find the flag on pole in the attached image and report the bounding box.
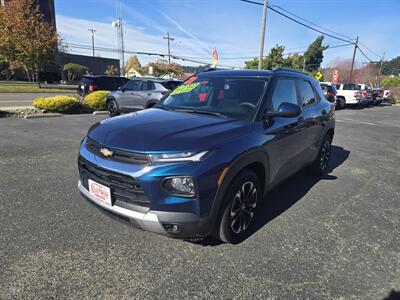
[212,48,218,67]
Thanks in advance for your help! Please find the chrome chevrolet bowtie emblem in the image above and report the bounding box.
[100,148,114,157]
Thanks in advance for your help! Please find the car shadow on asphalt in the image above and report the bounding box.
[196,145,350,246]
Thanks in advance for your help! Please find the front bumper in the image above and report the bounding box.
[78,180,166,234]
[78,180,213,238]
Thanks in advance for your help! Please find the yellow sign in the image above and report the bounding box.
[170,82,200,96]
[315,71,323,81]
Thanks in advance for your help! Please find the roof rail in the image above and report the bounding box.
[273,67,307,75]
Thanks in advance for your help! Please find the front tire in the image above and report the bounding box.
[107,100,120,117]
[215,170,261,244]
[310,134,332,175]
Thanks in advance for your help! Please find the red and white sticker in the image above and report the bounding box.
[88,179,111,205]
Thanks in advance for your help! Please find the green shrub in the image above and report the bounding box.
[32,96,81,113]
[381,76,400,88]
[84,90,110,110]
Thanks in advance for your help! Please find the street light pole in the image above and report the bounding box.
[163,32,175,65]
[88,29,96,57]
[258,0,268,70]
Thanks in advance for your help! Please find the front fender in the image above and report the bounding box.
[207,147,270,233]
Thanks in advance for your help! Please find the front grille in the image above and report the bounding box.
[86,138,150,165]
[78,156,150,208]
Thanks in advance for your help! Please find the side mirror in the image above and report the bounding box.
[266,102,301,118]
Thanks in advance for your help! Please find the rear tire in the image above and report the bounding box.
[214,170,261,244]
[339,98,346,109]
[107,100,120,117]
[309,134,332,175]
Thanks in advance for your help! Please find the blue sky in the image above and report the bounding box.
[55,0,400,68]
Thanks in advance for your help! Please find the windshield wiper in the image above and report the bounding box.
[175,109,223,117]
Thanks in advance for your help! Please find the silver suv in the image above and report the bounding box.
[106,78,182,117]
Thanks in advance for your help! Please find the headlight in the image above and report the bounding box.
[148,151,208,163]
[163,176,196,197]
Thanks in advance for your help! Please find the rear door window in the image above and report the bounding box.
[297,80,317,107]
[124,80,141,91]
[141,81,155,91]
[270,79,298,111]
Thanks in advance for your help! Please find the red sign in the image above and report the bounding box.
[332,69,339,84]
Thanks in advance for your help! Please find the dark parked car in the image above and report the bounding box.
[77,75,129,96]
[78,68,335,244]
[106,77,182,117]
[371,88,383,105]
[320,82,337,104]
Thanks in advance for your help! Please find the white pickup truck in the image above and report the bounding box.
[334,83,368,108]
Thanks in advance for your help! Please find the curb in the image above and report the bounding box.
[24,113,62,119]
[93,111,108,115]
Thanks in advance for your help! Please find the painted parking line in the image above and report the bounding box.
[336,118,400,128]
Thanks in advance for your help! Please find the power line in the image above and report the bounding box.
[240,0,355,44]
[358,41,383,58]
[357,46,374,62]
[60,42,237,68]
[270,4,353,40]
[178,43,353,60]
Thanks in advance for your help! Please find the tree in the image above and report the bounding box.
[381,56,400,76]
[124,55,142,74]
[63,63,89,81]
[0,0,59,86]
[303,35,329,72]
[245,45,287,70]
[105,65,119,75]
[283,53,304,70]
[146,60,184,77]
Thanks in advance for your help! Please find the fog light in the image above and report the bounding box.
[163,176,195,197]
[163,224,181,233]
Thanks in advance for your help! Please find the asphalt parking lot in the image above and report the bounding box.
[0,106,399,299]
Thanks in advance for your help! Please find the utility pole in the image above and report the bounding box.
[349,36,359,82]
[163,32,175,65]
[88,29,96,57]
[258,0,268,70]
[303,57,306,72]
[378,51,385,87]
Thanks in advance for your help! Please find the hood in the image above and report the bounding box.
[88,108,254,152]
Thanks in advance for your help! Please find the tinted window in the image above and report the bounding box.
[161,81,182,91]
[343,83,360,90]
[113,78,129,90]
[81,77,94,85]
[141,81,155,91]
[124,80,141,91]
[271,79,298,111]
[297,80,317,107]
[161,77,267,121]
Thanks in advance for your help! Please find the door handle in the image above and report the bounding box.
[321,109,327,115]
[147,93,152,96]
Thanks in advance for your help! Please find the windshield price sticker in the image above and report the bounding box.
[170,82,200,96]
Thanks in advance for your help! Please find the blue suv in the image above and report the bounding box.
[78,68,335,244]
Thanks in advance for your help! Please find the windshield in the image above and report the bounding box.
[159,76,268,120]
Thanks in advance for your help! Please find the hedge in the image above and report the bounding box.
[381,76,400,88]
[32,96,81,113]
[84,90,110,110]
